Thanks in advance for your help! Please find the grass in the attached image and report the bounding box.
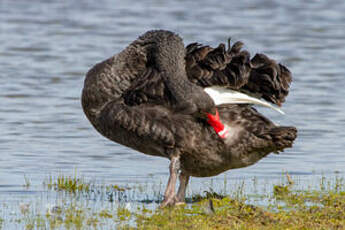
[23,174,31,189]
[44,174,131,195]
[135,190,345,230]
[44,174,92,193]
[2,174,345,229]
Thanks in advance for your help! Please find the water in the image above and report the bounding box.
[1,0,345,226]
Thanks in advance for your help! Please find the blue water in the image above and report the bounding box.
[1,0,345,227]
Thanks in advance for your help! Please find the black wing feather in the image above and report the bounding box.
[185,40,292,106]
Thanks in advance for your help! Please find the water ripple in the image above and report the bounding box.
[0,0,344,205]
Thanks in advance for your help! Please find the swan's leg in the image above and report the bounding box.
[161,155,180,208]
[175,172,190,205]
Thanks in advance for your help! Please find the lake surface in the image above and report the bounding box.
[1,0,345,226]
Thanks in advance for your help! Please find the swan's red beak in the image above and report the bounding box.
[206,109,229,139]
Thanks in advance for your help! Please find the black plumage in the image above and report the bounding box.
[81,30,297,207]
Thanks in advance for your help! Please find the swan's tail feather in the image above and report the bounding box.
[204,86,285,114]
[270,126,297,150]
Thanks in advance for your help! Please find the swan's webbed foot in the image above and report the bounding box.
[160,195,178,208]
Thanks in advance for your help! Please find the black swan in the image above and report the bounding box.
[82,30,297,207]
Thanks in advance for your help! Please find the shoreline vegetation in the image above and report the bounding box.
[1,174,345,229]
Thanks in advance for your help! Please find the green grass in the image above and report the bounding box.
[132,174,345,230]
[3,174,345,229]
[135,190,345,230]
[44,174,92,193]
[44,174,131,195]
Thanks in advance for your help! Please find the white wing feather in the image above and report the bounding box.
[204,86,285,114]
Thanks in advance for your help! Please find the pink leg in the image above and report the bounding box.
[161,155,180,208]
[176,172,189,205]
